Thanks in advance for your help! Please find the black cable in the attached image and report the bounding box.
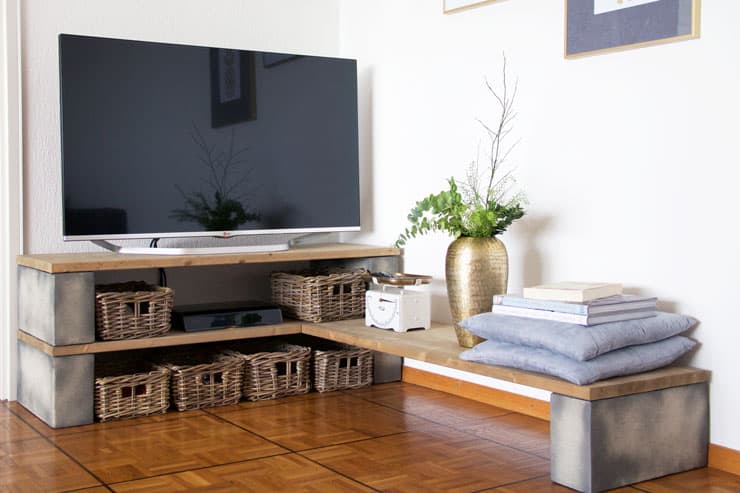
[149,238,167,287]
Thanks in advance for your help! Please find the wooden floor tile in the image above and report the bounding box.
[68,488,113,493]
[217,393,428,450]
[7,401,206,437]
[111,453,373,492]
[465,412,551,459]
[345,382,512,429]
[51,414,287,484]
[0,406,42,443]
[634,467,740,492]
[206,390,343,416]
[0,437,100,492]
[302,424,550,492]
[481,476,640,491]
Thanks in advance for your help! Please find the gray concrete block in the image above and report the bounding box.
[312,255,403,276]
[17,339,94,428]
[17,266,95,345]
[551,383,709,492]
[373,352,402,383]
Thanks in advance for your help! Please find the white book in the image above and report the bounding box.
[522,281,623,302]
[493,294,658,315]
[490,303,656,326]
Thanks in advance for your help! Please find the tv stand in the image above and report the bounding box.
[91,239,290,256]
[16,243,401,427]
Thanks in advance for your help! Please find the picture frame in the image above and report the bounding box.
[565,0,701,59]
[210,48,256,127]
[443,0,498,14]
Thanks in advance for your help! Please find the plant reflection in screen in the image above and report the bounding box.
[170,125,260,231]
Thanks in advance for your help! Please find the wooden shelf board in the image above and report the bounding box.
[18,322,304,357]
[16,243,401,273]
[18,315,710,402]
[302,319,711,401]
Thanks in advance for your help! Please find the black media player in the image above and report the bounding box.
[172,301,283,332]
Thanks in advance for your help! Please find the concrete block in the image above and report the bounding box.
[551,383,709,492]
[17,339,94,428]
[17,266,95,345]
[373,352,402,383]
[312,255,403,276]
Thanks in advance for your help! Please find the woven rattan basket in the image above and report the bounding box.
[313,342,373,393]
[271,269,368,323]
[95,281,174,340]
[162,354,243,411]
[94,363,170,422]
[226,343,311,401]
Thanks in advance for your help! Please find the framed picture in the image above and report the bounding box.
[565,0,701,58]
[443,0,498,14]
[210,49,256,127]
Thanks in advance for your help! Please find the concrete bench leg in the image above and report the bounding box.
[17,266,95,345]
[17,340,94,428]
[550,383,709,493]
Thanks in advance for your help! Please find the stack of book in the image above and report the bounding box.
[492,282,657,326]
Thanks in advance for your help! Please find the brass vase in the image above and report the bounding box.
[446,236,508,347]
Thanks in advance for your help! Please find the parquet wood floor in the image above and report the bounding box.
[2,382,739,492]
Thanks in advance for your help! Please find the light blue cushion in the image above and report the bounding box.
[459,311,695,361]
[459,336,696,385]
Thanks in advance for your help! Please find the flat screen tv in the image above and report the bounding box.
[59,34,360,254]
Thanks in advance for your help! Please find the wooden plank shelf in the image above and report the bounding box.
[303,319,711,401]
[18,315,710,401]
[18,322,304,357]
[16,242,401,273]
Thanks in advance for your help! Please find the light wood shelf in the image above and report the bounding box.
[17,242,401,273]
[303,319,711,401]
[19,316,710,401]
[18,319,710,400]
[18,323,304,357]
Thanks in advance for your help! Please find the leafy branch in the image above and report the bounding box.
[396,55,526,247]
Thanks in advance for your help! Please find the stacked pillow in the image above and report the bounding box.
[458,312,696,384]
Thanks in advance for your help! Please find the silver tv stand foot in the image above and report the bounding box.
[91,240,290,255]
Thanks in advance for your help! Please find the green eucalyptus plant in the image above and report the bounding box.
[395,57,526,247]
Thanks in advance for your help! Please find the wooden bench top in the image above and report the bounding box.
[20,316,709,402]
[304,319,710,401]
[16,243,400,273]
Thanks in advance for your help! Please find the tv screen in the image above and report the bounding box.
[59,34,360,245]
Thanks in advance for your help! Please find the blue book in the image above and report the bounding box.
[493,294,658,315]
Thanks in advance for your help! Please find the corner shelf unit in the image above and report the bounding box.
[16,242,401,428]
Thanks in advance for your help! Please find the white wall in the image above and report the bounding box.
[14,0,740,453]
[1,0,22,401]
[340,1,740,451]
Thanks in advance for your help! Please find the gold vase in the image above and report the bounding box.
[446,236,508,347]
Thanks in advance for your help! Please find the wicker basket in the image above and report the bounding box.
[313,342,373,393]
[226,343,311,401]
[271,269,368,323]
[95,281,174,340]
[94,363,170,422]
[162,354,243,411]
